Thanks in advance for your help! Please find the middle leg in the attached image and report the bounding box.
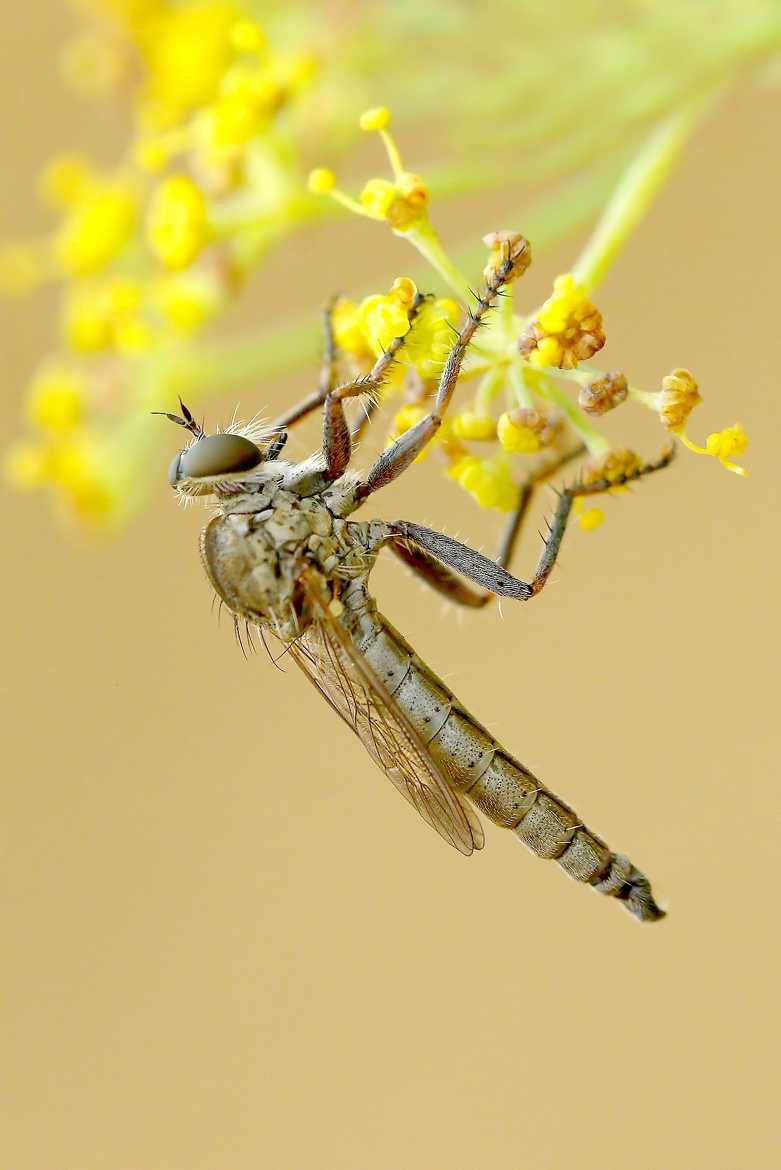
[388,447,584,607]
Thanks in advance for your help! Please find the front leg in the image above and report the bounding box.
[356,249,528,502]
[322,294,424,481]
[271,301,338,433]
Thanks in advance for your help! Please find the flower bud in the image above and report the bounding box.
[578,370,628,416]
[482,230,531,287]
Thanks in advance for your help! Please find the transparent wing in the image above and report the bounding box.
[291,572,484,857]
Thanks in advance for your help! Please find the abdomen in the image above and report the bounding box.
[349,609,664,922]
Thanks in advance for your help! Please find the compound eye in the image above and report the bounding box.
[167,451,183,487]
[179,433,262,479]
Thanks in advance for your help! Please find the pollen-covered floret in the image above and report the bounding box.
[519,274,605,370]
[497,408,559,454]
[330,278,457,385]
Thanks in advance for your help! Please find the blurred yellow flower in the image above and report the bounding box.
[452,411,497,441]
[26,366,86,433]
[54,179,138,276]
[138,1,240,128]
[146,174,210,269]
[448,453,519,512]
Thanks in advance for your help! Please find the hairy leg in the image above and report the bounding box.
[320,300,422,479]
[386,446,675,603]
[387,447,584,607]
[270,302,338,433]
[357,255,524,503]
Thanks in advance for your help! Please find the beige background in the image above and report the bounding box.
[2,8,780,1170]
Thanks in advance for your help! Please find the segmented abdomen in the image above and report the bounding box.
[350,610,664,922]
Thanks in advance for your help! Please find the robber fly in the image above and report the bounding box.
[158,247,673,921]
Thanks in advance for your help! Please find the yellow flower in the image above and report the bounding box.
[113,313,155,353]
[61,276,145,353]
[137,1,239,128]
[392,404,428,434]
[313,107,430,232]
[519,273,605,370]
[146,174,210,269]
[359,106,391,131]
[133,136,174,174]
[497,408,558,454]
[385,403,431,461]
[639,370,746,474]
[153,270,222,333]
[26,366,86,433]
[307,168,336,195]
[54,179,138,276]
[448,453,518,512]
[678,423,748,476]
[211,62,283,146]
[452,411,496,441]
[401,297,460,379]
[575,501,604,531]
[51,435,122,525]
[331,298,372,361]
[359,294,411,353]
[62,285,114,353]
[359,172,428,231]
[230,18,265,54]
[354,278,418,355]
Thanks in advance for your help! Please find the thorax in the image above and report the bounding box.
[199,475,382,640]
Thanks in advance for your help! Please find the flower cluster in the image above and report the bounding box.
[307,108,748,529]
[331,278,460,387]
[310,108,429,233]
[2,0,321,526]
[5,0,770,533]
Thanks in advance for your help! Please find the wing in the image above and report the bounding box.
[290,572,484,857]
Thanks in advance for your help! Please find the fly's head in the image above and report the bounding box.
[155,399,288,502]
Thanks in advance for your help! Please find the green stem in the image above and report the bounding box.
[475,366,506,414]
[399,220,472,301]
[572,94,716,292]
[509,363,534,410]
